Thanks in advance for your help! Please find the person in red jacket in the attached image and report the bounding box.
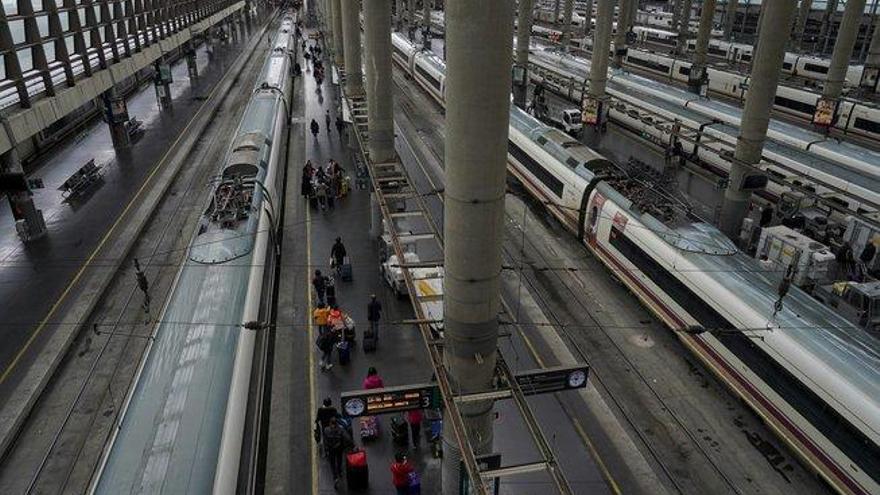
[362,366,384,389]
[390,452,414,494]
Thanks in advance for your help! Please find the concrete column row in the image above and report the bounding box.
[341,0,364,95]
[721,0,798,236]
[441,0,514,491]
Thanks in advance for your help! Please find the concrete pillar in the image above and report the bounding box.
[153,61,172,109]
[363,0,395,163]
[613,0,632,68]
[723,0,738,40]
[395,0,404,29]
[370,194,382,238]
[341,0,364,96]
[676,0,693,54]
[514,0,535,108]
[583,0,594,37]
[590,0,614,99]
[441,0,514,492]
[561,0,575,50]
[720,0,797,237]
[819,0,839,53]
[863,15,880,89]
[553,0,561,24]
[690,0,716,93]
[423,0,431,47]
[2,149,46,241]
[185,42,198,79]
[823,0,866,100]
[103,89,131,148]
[332,0,345,66]
[671,0,683,31]
[792,0,813,49]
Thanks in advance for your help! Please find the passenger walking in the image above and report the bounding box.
[314,397,339,444]
[313,303,330,335]
[362,367,384,389]
[322,417,352,487]
[330,237,347,272]
[325,110,332,133]
[335,117,344,136]
[367,294,382,340]
[390,453,415,495]
[310,119,320,139]
[312,269,327,305]
[406,408,423,448]
[317,327,339,370]
[315,179,328,210]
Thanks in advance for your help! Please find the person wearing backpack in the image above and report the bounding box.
[322,417,352,487]
[317,328,338,371]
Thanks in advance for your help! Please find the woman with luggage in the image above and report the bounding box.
[390,453,417,495]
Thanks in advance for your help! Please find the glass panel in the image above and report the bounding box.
[37,14,49,37]
[64,34,74,54]
[4,0,18,15]
[1,58,6,80]
[18,48,33,71]
[43,41,55,61]
[60,11,69,31]
[10,19,25,45]
[32,0,44,12]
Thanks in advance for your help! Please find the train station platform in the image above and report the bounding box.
[0,10,272,452]
[264,23,617,494]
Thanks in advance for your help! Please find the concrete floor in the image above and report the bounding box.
[390,59,832,494]
[0,22,259,400]
[0,12,274,494]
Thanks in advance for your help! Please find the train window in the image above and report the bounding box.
[626,55,671,74]
[708,47,727,56]
[508,141,564,197]
[803,63,829,74]
[566,157,580,168]
[678,66,691,76]
[774,95,816,114]
[827,196,849,208]
[393,46,408,61]
[782,62,793,70]
[740,54,752,62]
[415,65,441,91]
[853,117,880,134]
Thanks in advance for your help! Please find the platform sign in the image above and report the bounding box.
[813,98,837,127]
[581,96,601,126]
[514,365,589,396]
[341,383,441,418]
[459,453,502,495]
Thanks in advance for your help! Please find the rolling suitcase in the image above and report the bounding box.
[346,448,369,490]
[391,416,409,447]
[359,415,380,441]
[408,471,421,494]
[336,340,351,365]
[340,256,353,281]
[362,328,377,352]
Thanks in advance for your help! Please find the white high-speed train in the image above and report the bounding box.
[526,48,880,215]
[530,25,880,143]
[89,16,295,494]
[392,32,880,495]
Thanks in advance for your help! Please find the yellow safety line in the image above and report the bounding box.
[0,68,232,386]
[514,316,622,495]
[307,203,318,495]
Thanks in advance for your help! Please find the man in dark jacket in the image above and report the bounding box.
[312,269,327,305]
[367,294,382,339]
[322,417,351,486]
[314,397,338,444]
[330,237,347,271]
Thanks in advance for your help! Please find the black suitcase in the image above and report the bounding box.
[391,416,409,447]
[362,329,377,352]
[346,449,369,490]
[340,257,353,281]
[309,195,319,209]
[336,341,351,365]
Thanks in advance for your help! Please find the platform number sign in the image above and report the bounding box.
[340,383,440,418]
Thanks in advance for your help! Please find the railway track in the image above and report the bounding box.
[0,19,276,494]
[389,67,824,494]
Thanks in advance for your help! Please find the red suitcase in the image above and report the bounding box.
[346,448,369,490]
